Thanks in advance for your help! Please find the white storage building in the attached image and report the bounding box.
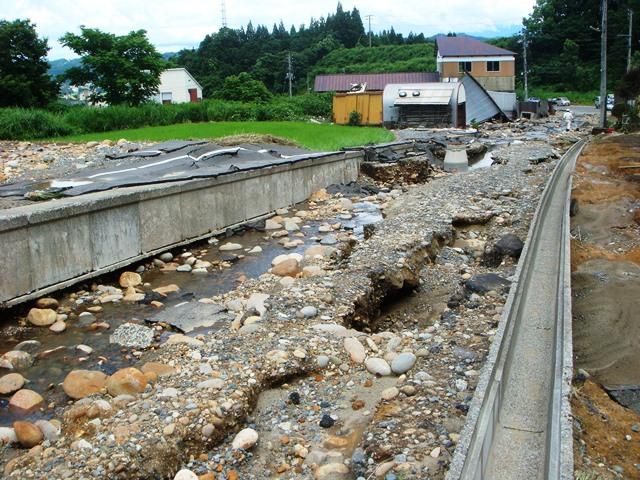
[154,68,203,104]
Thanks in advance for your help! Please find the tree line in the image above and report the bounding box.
[492,0,640,94]
[1,1,640,110]
[170,3,428,96]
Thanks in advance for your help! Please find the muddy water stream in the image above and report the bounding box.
[0,201,383,426]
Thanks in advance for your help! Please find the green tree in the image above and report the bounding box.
[0,19,58,107]
[60,28,165,106]
[523,0,638,91]
[217,72,272,102]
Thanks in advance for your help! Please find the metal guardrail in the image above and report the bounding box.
[447,139,586,480]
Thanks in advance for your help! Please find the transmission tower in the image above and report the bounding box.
[220,0,228,28]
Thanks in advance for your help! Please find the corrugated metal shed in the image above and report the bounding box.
[461,74,508,125]
[314,72,440,92]
[393,83,459,106]
[436,36,515,57]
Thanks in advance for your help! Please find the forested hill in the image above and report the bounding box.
[171,3,430,96]
[311,44,436,76]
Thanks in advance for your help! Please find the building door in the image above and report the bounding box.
[188,89,198,103]
[457,102,466,127]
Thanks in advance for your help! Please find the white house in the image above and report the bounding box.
[154,68,203,104]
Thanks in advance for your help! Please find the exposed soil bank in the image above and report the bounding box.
[571,134,640,478]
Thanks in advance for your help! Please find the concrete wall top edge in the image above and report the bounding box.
[0,151,363,233]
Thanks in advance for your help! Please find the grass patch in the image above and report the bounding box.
[52,121,395,151]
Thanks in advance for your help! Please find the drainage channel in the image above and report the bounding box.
[448,140,586,480]
[0,199,383,430]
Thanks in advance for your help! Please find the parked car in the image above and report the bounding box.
[556,97,571,106]
[526,97,541,103]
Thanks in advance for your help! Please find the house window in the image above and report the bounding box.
[161,92,172,105]
[458,62,472,73]
[487,61,500,72]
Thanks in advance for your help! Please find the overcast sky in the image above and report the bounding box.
[6,0,535,59]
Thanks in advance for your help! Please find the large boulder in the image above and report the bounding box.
[105,367,147,396]
[494,234,524,258]
[1,350,33,369]
[119,271,142,288]
[0,373,25,395]
[27,308,57,327]
[464,273,511,295]
[35,297,59,309]
[63,370,108,399]
[13,421,43,448]
[232,428,259,450]
[271,258,301,277]
[9,389,44,414]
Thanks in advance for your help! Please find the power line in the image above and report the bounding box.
[599,0,608,129]
[286,53,294,98]
[364,15,373,48]
[220,0,228,29]
[523,29,529,101]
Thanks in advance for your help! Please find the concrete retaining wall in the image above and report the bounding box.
[0,151,362,307]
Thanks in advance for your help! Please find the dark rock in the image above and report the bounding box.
[319,414,335,428]
[494,234,524,258]
[464,273,511,294]
[288,392,300,405]
[363,223,377,240]
[246,219,266,231]
[570,198,579,217]
[326,181,379,196]
[447,293,463,309]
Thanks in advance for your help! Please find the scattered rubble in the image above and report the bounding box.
[0,118,595,479]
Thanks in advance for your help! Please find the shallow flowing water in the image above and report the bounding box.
[0,201,383,425]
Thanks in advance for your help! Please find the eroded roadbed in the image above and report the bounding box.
[1,130,586,479]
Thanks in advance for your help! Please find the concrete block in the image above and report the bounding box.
[0,228,32,302]
[139,194,182,252]
[218,181,247,226]
[28,215,92,288]
[179,187,219,240]
[89,204,141,269]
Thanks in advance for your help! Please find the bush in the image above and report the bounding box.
[0,93,334,140]
[216,72,272,103]
[0,108,75,140]
[348,110,362,126]
[285,93,332,118]
[611,102,628,119]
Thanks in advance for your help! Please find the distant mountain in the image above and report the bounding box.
[48,58,81,78]
[49,52,177,78]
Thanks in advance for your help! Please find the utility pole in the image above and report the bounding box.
[599,0,608,129]
[365,15,373,47]
[523,29,529,101]
[627,9,633,73]
[220,0,227,28]
[287,53,293,98]
[617,8,633,73]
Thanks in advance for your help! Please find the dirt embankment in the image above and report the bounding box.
[571,134,640,479]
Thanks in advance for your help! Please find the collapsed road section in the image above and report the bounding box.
[0,142,362,307]
[0,117,591,479]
